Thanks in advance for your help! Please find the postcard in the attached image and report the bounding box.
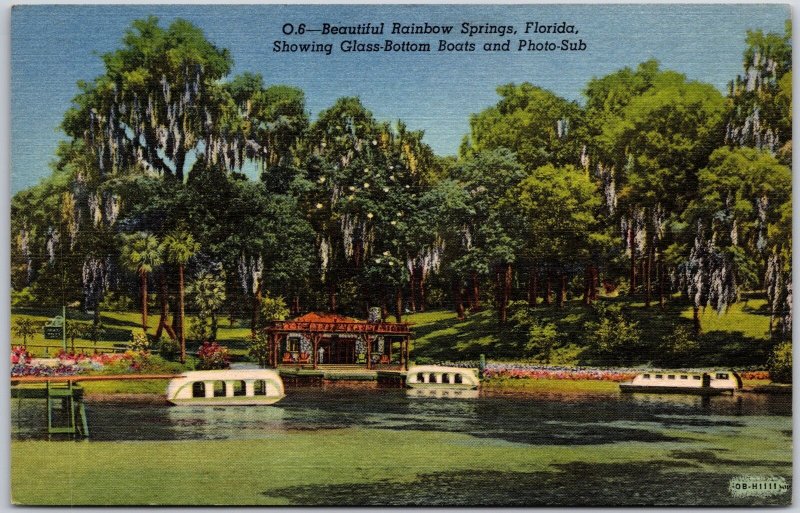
[9,3,792,507]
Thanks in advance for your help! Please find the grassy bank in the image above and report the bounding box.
[71,376,775,396]
[406,298,773,367]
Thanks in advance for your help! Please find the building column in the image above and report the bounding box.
[312,333,320,370]
[365,334,373,370]
[404,336,410,371]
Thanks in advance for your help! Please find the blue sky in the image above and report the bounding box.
[11,4,789,193]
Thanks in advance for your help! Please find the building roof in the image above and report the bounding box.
[267,311,411,335]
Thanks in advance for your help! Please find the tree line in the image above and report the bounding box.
[11,17,792,354]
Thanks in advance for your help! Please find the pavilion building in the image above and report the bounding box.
[264,312,411,370]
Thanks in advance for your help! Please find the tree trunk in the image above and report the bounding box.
[583,265,591,305]
[545,273,552,305]
[395,288,403,323]
[644,245,652,307]
[419,276,427,312]
[471,271,481,311]
[179,264,186,364]
[693,305,701,335]
[452,278,465,320]
[409,267,417,313]
[328,279,337,313]
[155,270,175,340]
[659,257,666,309]
[497,263,512,323]
[629,223,636,297]
[140,271,148,333]
[591,265,599,301]
[250,280,262,336]
[528,271,538,307]
[558,273,566,308]
[211,312,218,341]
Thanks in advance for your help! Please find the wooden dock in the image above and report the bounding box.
[11,374,181,438]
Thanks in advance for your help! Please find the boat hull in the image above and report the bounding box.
[619,384,734,395]
[166,369,286,406]
[406,382,478,390]
[405,365,481,390]
[168,394,286,406]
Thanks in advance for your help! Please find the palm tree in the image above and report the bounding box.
[120,232,163,334]
[12,318,39,348]
[161,228,200,363]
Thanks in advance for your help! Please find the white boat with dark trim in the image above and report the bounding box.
[619,370,742,395]
[405,365,480,390]
[166,369,285,406]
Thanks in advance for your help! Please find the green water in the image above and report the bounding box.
[11,389,792,505]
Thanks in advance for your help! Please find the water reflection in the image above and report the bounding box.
[406,388,480,400]
[11,387,791,444]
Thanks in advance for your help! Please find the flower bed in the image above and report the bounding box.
[11,363,80,377]
[436,361,769,382]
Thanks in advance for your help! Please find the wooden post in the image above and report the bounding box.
[365,334,372,370]
[312,334,319,370]
[404,336,409,371]
[388,336,392,362]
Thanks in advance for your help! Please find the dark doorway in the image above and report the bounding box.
[320,336,356,364]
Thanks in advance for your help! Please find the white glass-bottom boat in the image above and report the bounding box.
[166,369,285,405]
[619,370,742,395]
[405,365,480,390]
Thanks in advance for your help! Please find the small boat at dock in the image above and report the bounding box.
[166,369,285,406]
[619,370,742,395]
[405,365,480,390]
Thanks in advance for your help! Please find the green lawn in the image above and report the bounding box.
[10,308,255,358]
[405,297,774,367]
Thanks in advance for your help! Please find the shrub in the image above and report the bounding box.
[10,346,31,365]
[768,342,792,383]
[247,333,271,367]
[157,336,180,361]
[99,291,133,311]
[658,325,700,367]
[508,304,559,363]
[11,288,36,307]
[128,329,150,352]
[196,341,231,370]
[101,351,184,374]
[583,303,641,366]
[261,295,289,324]
[188,316,212,342]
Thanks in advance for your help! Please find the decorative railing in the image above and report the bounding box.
[267,321,411,334]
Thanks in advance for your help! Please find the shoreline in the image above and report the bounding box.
[70,376,790,401]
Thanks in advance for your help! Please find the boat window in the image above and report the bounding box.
[454,374,463,384]
[213,381,226,397]
[693,375,701,380]
[233,380,246,397]
[716,373,729,380]
[192,382,205,398]
[254,380,266,396]
[655,374,663,379]
[667,375,675,380]
[442,374,451,384]
[417,373,425,383]
[429,373,438,384]
[642,374,650,379]
[680,375,688,379]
